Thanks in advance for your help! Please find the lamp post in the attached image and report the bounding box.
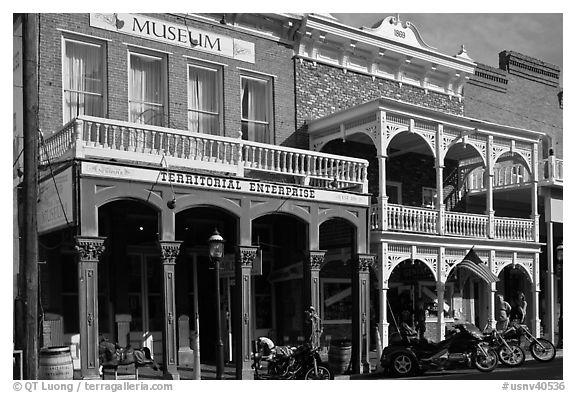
[556,242,563,349]
[208,228,225,379]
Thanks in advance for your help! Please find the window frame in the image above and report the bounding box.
[187,61,224,135]
[61,34,107,124]
[240,71,274,144]
[128,48,168,127]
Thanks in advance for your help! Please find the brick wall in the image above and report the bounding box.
[464,52,563,158]
[295,59,464,149]
[37,13,296,146]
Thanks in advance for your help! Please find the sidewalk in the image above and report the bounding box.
[89,348,563,380]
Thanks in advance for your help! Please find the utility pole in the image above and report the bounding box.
[22,12,39,380]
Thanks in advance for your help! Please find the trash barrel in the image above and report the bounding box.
[39,346,73,380]
[328,339,351,374]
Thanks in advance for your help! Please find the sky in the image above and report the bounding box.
[331,13,563,85]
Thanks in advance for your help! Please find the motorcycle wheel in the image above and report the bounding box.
[497,344,526,367]
[473,346,499,372]
[303,363,334,380]
[530,338,556,362]
[389,353,417,377]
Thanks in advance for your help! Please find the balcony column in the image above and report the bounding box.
[376,242,389,351]
[436,247,446,341]
[487,250,497,330]
[531,142,540,241]
[235,245,258,380]
[486,136,495,238]
[157,241,182,380]
[303,250,325,340]
[377,110,388,231]
[531,253,541,337]
[545,222,556,342]
[74,236,106,380]
[435,124,445,235]
[351,254,376,374]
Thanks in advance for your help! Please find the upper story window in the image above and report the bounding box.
[129,50,167,127]
[188,63,222,135]
[62,37,105,124]
[241,73,273,143]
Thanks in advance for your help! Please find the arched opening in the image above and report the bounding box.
[175,206,238,365]
[492,152,533,219]
[444,141,486,214]
[386,132,436,208]
[497,264,532,324]
[318,218,356,347]
[251,213,308,346]
[97,199,161,356]
[387,259,435,340]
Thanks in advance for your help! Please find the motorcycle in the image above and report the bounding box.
[380,322,499,377]
[483,328,526,367]
[501,323,556,362]
[251,307,334,380]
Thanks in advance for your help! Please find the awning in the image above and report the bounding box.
[456,248,499,283]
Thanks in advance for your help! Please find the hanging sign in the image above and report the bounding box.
[37,167,75,234]
[90,13,256,63]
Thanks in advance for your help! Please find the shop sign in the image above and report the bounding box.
[90,13,255,64]
[38,167,74,234]
[81,162,370,207]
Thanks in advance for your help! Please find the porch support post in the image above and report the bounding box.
[531,142,540,242]
[74,236,106,380]
[436,124,445,235]
[235,245,258,380]
[545,222,556,342]
[351,254,375,374]
[376,242,389,352]
[377,110,388,231]
[486,136,495,238]
[436,247,446,342]
[303,250,325,338]
[488,250,497,330]
[532,253,541,337]
[157,240,182,380]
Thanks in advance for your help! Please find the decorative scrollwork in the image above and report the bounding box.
[74,237,106,262]
[308,250,326,269]
[237,246,258,267]
[356,254,376,272]
[158,241,182,264]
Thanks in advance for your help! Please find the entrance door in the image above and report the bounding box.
[127,253,163,360]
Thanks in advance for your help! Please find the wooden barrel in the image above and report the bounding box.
[39,346,73,380]
[328,340,351,374]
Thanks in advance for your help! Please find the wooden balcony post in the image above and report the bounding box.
[74,236,106,380]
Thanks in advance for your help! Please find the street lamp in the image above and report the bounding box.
[556,242,563,349]
[208,228,225,379]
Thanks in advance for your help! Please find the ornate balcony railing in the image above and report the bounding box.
[370,203,535,241]
[40,116,369,192]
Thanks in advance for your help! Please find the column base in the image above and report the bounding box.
[162,368,180,380]
[237,362,254,380]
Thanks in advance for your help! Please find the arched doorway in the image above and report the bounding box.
[497,264,532,324]
[251,213,308,346]
[175,206,238,364]
[318,218,357,346]
[387,259,435,339]
[97,199,161,356]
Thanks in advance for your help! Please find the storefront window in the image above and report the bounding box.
[321,279,352,324]
[418,281,456,320]
[129,51,166,126]
[188,63,222,134]
[62,37,105,123]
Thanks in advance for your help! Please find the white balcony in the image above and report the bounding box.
[370,203,535,241]
[40,116,369,193]
[539,156,563,186]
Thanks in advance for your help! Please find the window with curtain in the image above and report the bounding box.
[188,64,221,134]
[129,51,166,127]
[241,74,272,143]
[62,38,105,124]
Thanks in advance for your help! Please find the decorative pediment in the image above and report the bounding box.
[360,15,437,52]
